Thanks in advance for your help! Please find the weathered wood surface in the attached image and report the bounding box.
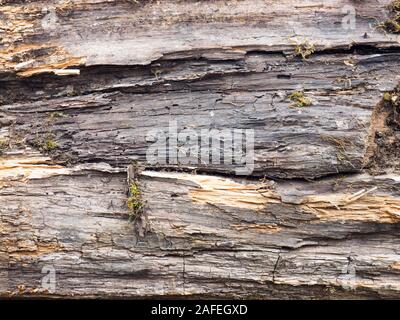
[2,51,400,178]
[0,0,399,75]
[1,0,400,299]
[1,156,400,298]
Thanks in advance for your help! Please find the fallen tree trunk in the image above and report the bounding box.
[1,0,400,299]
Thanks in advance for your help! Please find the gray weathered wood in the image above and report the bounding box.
[0,155,399,298]
[1,0,400,299]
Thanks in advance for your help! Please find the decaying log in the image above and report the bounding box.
[1,0,400,299]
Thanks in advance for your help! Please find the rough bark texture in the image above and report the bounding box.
[1,0,400,299]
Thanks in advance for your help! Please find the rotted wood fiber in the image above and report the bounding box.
[1,0,400,299]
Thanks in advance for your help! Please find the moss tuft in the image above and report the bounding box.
[34,134,59,152]
[288,91,312,107]
[50,111,67,119]
[383,86,399,102]
[44,138,59,151]
[0,139,9,155]
[127,181,144,221]
[383,86,400,111]
[382,85,400,127]
[294,41,315,60]
[55,0,74,17]
[381,1,400,33]
[383,18,400,33]
[390,0,400,11]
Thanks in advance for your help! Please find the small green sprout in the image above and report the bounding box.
[288,91,312,108]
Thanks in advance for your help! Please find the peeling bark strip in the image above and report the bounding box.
[1,0,400,299]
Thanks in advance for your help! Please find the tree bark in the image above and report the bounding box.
[1,0,400,299]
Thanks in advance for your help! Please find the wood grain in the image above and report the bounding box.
[1,0,400,299]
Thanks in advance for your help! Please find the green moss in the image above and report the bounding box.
[55,0,74,17]
[34,134,59,152]
[381,1,400,33]
[390,0,400,12]
[288,91,312,107]
[44,138,58,151]
[383,86,399,106]
[294,41,315,60]
[384,92,394,102]
[0,139,9,155]
[50,111,67,119]
[127,181,144,221]
[383,18,400,33]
